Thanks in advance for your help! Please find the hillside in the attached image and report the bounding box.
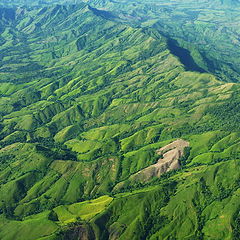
[0,1,240,240]
[82,0,240,82]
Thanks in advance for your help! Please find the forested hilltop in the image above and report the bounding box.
[0,1,240,240]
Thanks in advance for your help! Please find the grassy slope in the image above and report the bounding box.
[91,159,240,240]
[0,195,112,240]
[0,2,240,240]
[85,0,240,82]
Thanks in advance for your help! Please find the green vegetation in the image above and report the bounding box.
[0,0,240,239]
[54,195,113,224]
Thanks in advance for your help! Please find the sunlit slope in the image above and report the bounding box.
[1,158,239,240]
[0,2,240,240]
[92,159,240,240]
[84,0,240,82]
[0,195,113,240]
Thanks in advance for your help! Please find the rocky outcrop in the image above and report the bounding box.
[59,223,95,240]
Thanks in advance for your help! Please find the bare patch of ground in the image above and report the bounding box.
[131,139,189,182]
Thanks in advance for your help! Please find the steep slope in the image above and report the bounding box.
[116,139,189,184]
[91,159,240,240]
[0,1,240,240]
[84,0,240,82]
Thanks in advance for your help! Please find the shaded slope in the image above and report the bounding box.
[168,39,205,73]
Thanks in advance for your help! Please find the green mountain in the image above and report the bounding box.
[0,1,240,240]
[83,0,240,82]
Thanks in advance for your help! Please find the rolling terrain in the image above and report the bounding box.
[0,1,240,240]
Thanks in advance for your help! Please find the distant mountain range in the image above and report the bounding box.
[1,0,240,6]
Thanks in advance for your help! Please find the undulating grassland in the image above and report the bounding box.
[0,1,240,239]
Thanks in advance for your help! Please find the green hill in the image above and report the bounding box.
[0,1,240,240]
